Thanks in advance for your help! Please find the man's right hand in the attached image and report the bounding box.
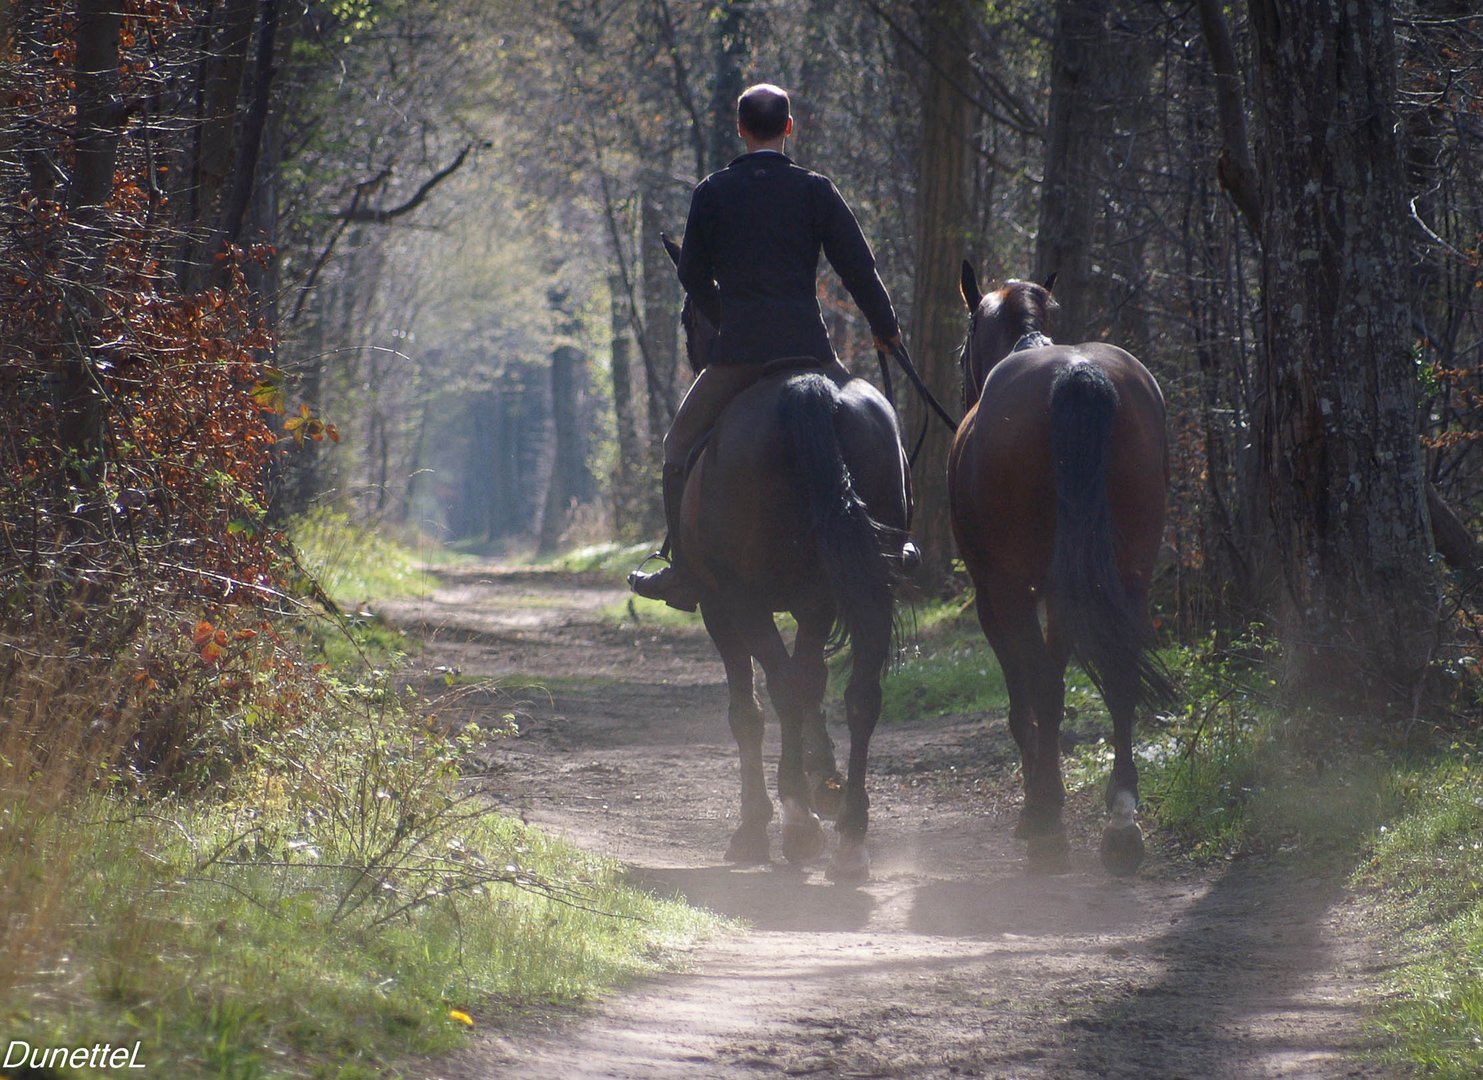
[873,331,902,354]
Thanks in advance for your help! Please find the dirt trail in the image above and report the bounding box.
[381,565,1392,1080]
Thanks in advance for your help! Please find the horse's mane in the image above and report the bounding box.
[997,280,1056,338]
[960,280,1059,409]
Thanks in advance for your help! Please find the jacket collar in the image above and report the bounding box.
[729,149,793,168]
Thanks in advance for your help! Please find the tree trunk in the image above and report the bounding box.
[1249,0,1438,704]
[179,0,256,289]
[641,177,681,457]
[706,0,750,174]
[907,0,973,585]
[608,272,650,538]
[1035,0,1107,343]
[538,344,590,554]
[59,0,124,491]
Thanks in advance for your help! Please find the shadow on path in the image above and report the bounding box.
[1045,855,1383,1079]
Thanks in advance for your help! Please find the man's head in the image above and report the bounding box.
[737,83,792,146]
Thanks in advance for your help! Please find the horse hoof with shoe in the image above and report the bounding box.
[725,822,771,865]
[1026,832,1073,876]
[825,835,870,884]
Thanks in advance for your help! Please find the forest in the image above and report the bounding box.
[3,0,1483,1077]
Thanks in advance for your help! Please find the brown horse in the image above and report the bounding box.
[661,237,912,883]
[948,262,1170,875]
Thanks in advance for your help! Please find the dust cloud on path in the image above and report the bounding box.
[380,565,1393,1080]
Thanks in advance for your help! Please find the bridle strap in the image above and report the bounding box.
[1011,331,1053,353]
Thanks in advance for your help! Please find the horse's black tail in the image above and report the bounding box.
[1047,362,1172,709]
[780,373,897,654]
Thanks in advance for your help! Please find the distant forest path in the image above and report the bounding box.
[380,565,1392,1080]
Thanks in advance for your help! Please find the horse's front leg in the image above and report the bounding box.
[701,602,772,864]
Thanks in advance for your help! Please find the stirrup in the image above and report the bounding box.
[631,549,671,572]
[627,559,699,613]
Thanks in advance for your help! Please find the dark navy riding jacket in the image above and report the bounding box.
[676,151,899,367]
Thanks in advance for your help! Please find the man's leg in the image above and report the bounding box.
[629,364,761,610]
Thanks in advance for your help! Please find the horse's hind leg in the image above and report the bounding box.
[1097,591,1149,877]
[793,614,844,819]
[739,609,826,865]
[979,588,1066,857]
[701,603,773,864]
[1099,681,1144,876]
[996,590,1071,871]
[828,604,890,884]
[974,589,1039,835]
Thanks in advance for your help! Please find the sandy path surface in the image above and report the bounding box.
[380,565,1392,1080]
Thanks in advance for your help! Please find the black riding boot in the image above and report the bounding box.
[627,464,699,612]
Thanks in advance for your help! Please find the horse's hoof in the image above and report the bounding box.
[1100,821,1145,877]
[782,821,826,864]
[825,838,870,884]
[1014,806,1063,840]
[810,773,845,820]
[1026,831,1072,875]
[726,825,770,865]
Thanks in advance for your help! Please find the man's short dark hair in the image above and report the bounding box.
[737,84,790,140]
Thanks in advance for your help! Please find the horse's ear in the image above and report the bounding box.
[660,232,681,268]
[960,260,983,311]
[1042,271,1058,295]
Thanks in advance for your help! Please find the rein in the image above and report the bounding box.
[877,339,961,469]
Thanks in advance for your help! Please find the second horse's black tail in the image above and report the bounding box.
[1047,362,1172,708]
[779,373,897,654]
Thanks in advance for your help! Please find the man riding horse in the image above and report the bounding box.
[628,83,905,611]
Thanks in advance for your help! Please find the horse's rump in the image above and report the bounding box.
[683,371,907,636]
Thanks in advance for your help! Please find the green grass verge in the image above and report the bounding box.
[542,540,657,576]
[1358,755,1483,1077]
[289,509,454,670]
[2,519,728,1078]
[1,711,723,1079]
[872,597,1006,721]
[598,593,706,628]
[291,508,442,608]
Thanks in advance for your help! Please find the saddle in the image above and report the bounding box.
[683,354,851,474]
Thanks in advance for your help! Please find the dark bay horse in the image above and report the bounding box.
[948,262,1170,875]
[661,238,912,883]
